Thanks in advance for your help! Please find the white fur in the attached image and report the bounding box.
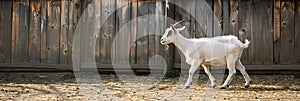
[160,23,251,89]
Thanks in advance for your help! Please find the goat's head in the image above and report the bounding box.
[160,21,186,45]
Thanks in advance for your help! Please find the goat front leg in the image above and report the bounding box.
[202,64,217,88]
[184,62,200,89]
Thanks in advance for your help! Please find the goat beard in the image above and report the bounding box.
[164,44,169,51]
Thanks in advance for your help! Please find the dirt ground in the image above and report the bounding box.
[0,72,299,101]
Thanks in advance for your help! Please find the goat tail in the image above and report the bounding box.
[243,39,250,48]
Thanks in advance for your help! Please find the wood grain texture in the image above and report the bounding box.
[280,0,295,64]
[130,0,137,64]
[60,0,68,64]
[295,0,300,64]
[214,0,223,36]
[40,0,47,63]
[0,0,12,63]
[19,0,30,63]
[136,1,149,64]
[46,0,61,64]
[273,0,281,65]
[28,0,42,63]
[238,0,252,64]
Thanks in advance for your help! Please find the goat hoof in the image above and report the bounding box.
[245,85,250,88]
[212,85,217,88]
[184,86,190,89]
[220,85,229,89]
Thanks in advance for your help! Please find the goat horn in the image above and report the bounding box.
[172,20,185,27]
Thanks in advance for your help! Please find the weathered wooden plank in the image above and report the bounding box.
[250,0,262,64]
[261,0,274,64]
[222,0,230,35]
[166,0,175,69]
[40,0,47,63]
[190,0,196,38]
[130,0,137,64]
[214,0,223,36]
[115,0,131,64]
[229,0,238,37]
[67,0,74,65]
[11,0,20,63]
[194,0,211,38]
[273,0,281,65]
[46,0,61,64]
[154,0,166,65]
[148,1,156,64]
[249,0,273,65]
[28,0,41,63]
[174,0,182,63]
[60,0,69,64]
[0,0,12,63]
[206,0,213,37]
[295,0,300,64]
[136,1,149,64]
[81,0,95,65]
[68,0,81,65]
[100,0,116,64]
[238,0,252,64]
[280,0,295,64]
[94,0,101,64]
[19,0,30,63]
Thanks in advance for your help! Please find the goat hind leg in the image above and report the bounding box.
[236,59,251,88]
[221,58,237,89]
[202,65,217,88]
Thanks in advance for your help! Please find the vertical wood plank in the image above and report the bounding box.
[238,0,252,64]
[19,0,30,63]
[280,0,295,64]
[100,0,116,64]
[214,0,223,36]
[167,0,175,69]
[249,0,274,65]
[262,0,274,64]
[67,0,74,65]
[0,0,12,63]
[148,1,156,64]
[174,0,182,63]
[94,0,101,64]
[136,1,149,64]
[229,0,239,37]
[46,0,61,64]
[40,0,47,63]
[206,0,213,37]
[295,0,300,64]
[11,0,20,63]
[250,0,261,64]
[222,0,230,35]
[155,0,165,64]
[273,0,281,64]
[194,0,212,38]
[115,0,131,64]
[130,0,137,64]
[60,0,69,64]
[28,0,41,63]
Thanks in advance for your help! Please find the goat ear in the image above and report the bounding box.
[177,26,186,32]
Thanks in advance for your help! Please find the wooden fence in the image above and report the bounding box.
[0,0,300,71]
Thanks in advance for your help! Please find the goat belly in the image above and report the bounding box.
[202,58,226,67]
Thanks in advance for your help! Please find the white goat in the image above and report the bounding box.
[160,21,251,89]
